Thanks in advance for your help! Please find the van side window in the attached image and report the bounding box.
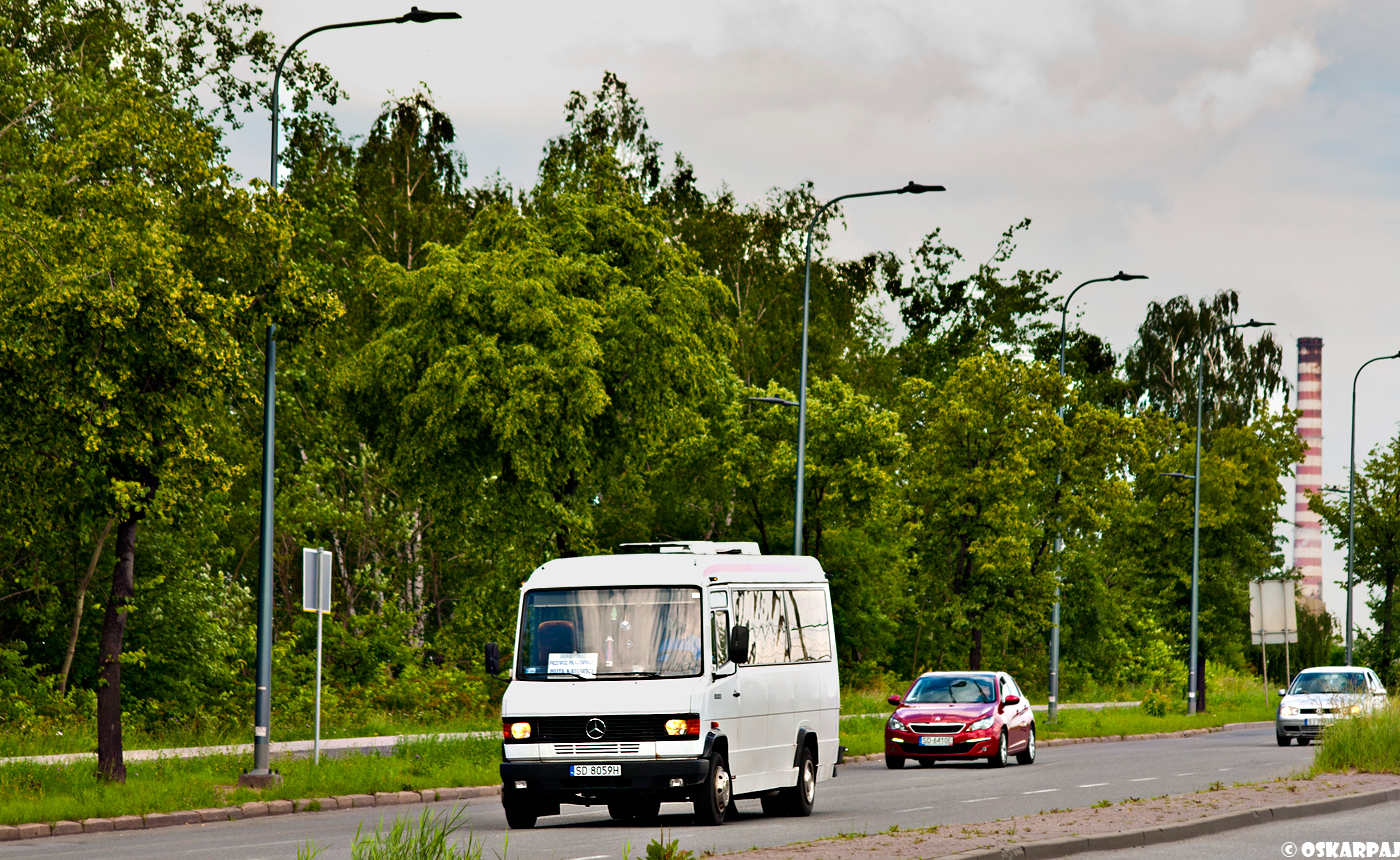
[732,589,831,665]
[786,590,831,662]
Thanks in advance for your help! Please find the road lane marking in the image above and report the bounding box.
[1078,783,1109,788]
[1177,772,1197,776]
[962,797,1000,803]
[1217,768,1232,772]
[895,806,934,814]
[1022,789,1058,794]
[566,855,611,860]
[1130,777,1157,782]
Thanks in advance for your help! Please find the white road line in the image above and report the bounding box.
[566,855,611,860]
[1177,772,1197,776]
[895,806,935,814]
[1217,767,1232,771]
[962,797,1000,803]
[1078,783,1109,788]
[1022,789,1058,794]
[1130,777,1158,782]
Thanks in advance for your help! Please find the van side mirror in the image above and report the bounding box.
[728,625,750,665]
[887,694,902,706]
[484,642,500,676]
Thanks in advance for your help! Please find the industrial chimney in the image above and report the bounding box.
[1294,337,1324,600]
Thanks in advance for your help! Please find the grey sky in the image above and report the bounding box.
[224,1,1400,632]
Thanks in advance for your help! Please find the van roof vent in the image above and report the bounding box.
[618,541,762,556]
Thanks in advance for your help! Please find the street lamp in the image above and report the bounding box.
[1186,318,1274,715]
[749,396,799,407]
[246,5,460,788]
[1346,350,1400,665]
[794,181,944,555]
[1048,271,1145,722]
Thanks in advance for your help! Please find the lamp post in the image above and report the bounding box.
[1346,351,1400,665]
[793,181,944,555]
[1186,318,1274,715]
[246,6,460,788]
[1048,271,1145,723]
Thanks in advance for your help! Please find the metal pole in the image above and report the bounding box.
[314,550,325,765]
[1347,352,1400,666]
[1188,318,1272,715]
[1048,272,1143,723]
[248,7,460,784]
[1189,342,1205,716]
[793,182,943,555]
[252,324,276,775]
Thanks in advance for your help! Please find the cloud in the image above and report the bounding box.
[1171,34,1325,129]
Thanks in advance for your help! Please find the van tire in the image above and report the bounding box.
[692,753,731,826]
[502,791,538,829]
[779,745,816,816]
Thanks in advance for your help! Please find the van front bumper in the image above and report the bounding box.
[501,758,711,796]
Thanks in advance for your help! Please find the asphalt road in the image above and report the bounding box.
[3,728,1315,860]
[1089,802,1400,859]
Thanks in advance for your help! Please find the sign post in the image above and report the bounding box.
[1249,580,1298,706]
[302,547,332,764]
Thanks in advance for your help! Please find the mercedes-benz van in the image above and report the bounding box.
[486,541,840,828]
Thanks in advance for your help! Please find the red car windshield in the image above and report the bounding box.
[906,675,996,704]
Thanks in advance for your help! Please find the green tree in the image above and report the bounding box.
[0,0,334,780]
[1310,434,1400,686]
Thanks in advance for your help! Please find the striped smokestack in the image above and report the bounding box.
[1294,337,1324,599]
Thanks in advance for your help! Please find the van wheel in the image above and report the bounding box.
[502,790,538,829]
[692,753,731,826]
[885,754,906,769]
[608,797,661,822]
[765,746,816,816]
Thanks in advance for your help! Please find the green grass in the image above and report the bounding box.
[1038,697,1274,739]
[1310,706,1400,775]
[0,713,502,760]
[0,735,500,827]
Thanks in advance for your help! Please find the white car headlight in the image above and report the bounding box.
[1279,706,1298,716]
[888,716,908,732]
[967,715,994,731]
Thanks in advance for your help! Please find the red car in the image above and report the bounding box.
[883,671,1036,768]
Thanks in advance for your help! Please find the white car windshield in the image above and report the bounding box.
[518,587,703,679]
[1290,672,1368,695]
[905,676,996,704]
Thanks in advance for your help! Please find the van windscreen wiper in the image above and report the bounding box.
[604,670,663,678]
[545,672,593,680]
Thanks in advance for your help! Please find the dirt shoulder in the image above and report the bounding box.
[721,772,1400,860]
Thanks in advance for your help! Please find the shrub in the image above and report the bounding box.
[1311,705,1400,775]
[1140,689,1168,717]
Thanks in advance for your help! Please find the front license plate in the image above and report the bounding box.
[918,736,953,746]
[1304,718,1319,726]
[571,764,621,777]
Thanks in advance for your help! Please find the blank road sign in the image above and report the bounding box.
[1249,579,1297,645]
[302,547,332,613]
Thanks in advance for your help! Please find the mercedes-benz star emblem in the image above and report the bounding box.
[585,718,607,740]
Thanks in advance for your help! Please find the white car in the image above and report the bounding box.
[1275,666,1389,746]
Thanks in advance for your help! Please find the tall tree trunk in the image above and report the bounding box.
[969,627,982,671]
[59,517,114,695]
[96,514,139,783]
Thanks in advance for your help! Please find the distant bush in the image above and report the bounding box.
[1140,689,1168,717]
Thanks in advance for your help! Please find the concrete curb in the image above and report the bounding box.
[840,721,1275,763]
[933,786,1400,860]
[0,784,504,840]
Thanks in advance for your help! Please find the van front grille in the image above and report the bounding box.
[551,743,642,755]
[535,714,694,742]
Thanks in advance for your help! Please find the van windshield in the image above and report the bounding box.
[518,587,704,680]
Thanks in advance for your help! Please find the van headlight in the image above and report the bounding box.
[967,715,994,732]
[507,721,532,740]
[665,717,700,737]
[888,716,908,732]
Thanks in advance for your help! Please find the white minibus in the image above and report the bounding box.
[486,541,840,828]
